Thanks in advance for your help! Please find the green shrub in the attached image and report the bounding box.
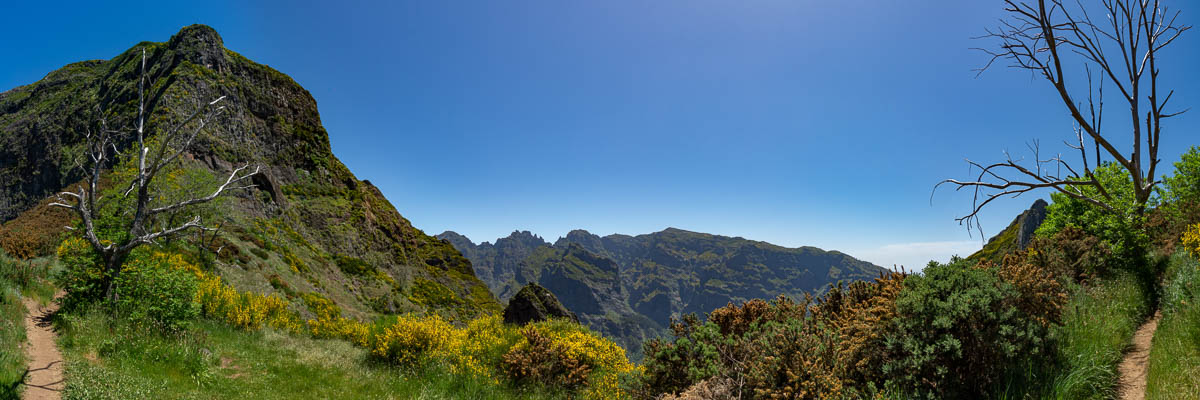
[1026,226,1115,281]
[334,254,371,276]
[1,284,26,399]
[883,259,1051,398]
[55,237,107,311]
[639,316,725,395]
[1162,146,1200,205]
[114,250,201,331]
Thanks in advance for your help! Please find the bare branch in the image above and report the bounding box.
[148,165,259,216]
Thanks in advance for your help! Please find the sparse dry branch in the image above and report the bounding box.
[943,0,1189,234]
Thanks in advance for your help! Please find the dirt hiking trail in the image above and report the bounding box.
[20,292,64,400]
[1118,310,1162,400]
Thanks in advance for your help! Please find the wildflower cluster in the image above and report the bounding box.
[1183,223,1200,258]
[193,267,301,332]
[370,313,515,378]
[304,293,370,346]
[502,320,636,400]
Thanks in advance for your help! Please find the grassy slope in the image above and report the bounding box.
[1147,252,1200,399]
[997,271,1154,400]
[0,283,23,399]
[57,310,558,400]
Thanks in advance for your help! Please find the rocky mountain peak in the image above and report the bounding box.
[497,230,547,248]
[167,24,229,73]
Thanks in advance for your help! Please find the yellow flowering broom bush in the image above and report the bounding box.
[304,293,371,346]
[1183,223,1200,258]
[192,267,301,332]
[502,319,636,399]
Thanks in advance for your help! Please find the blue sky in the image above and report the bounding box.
[3,1,1198,270]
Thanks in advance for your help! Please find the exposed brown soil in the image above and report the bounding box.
[1118,310,1162,400]
[20,293,64,400]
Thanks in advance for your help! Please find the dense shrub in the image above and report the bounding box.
[501,320,635,399]
[1162,146,1200,205]
[638,273,910,399]
[1026,226,1114,281]
[639,316,728,395]
[114,251,201,331]
[882,259,1060,398]
[303,293,371,346]
[502,325,594,390]
[1036,162,1148,268]
[55,237,107,311]
[194,268,301,332]
[1184,223,1200,259]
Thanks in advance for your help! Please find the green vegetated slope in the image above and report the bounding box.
[439,227,887,359]
[0,25,498,320]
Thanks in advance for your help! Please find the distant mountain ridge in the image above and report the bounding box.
[437,227,887,359]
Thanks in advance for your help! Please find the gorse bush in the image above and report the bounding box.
[1026,226,1115,281]
[503,319,636,400]
[638,274,910,399]
[502,325,594,390]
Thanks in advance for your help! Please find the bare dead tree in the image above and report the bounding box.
[937,0,1190,233]
[50,49,259,301]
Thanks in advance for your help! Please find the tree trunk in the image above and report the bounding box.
[102,251,129,302]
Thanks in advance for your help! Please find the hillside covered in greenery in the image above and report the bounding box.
[0,25,496,321]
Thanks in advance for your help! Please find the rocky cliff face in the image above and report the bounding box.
[969,199,1050,263]
[0,25,498,319]
[1015,199,1048,249]
[439,227,886,359]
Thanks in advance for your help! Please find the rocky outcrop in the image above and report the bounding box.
[970,199,1051,263]
[503,283,579,325]
[1016,199,1048,249]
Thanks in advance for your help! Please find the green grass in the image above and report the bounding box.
[1147,252,1200,400]
[996,271,1154,400]
[0,283,25,400]
[56,308,561,399]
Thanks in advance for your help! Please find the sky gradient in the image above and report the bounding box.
[3,1,1198,270]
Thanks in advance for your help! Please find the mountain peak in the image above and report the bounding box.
[166,24,228,73]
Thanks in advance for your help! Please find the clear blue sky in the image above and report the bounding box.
[3,1,1198,269]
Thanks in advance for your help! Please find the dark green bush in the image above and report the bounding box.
[882,259,1050,398]
[640,316,725,395]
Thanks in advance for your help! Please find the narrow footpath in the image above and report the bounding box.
[20,293,64,400]
[1118,310,1162,400]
